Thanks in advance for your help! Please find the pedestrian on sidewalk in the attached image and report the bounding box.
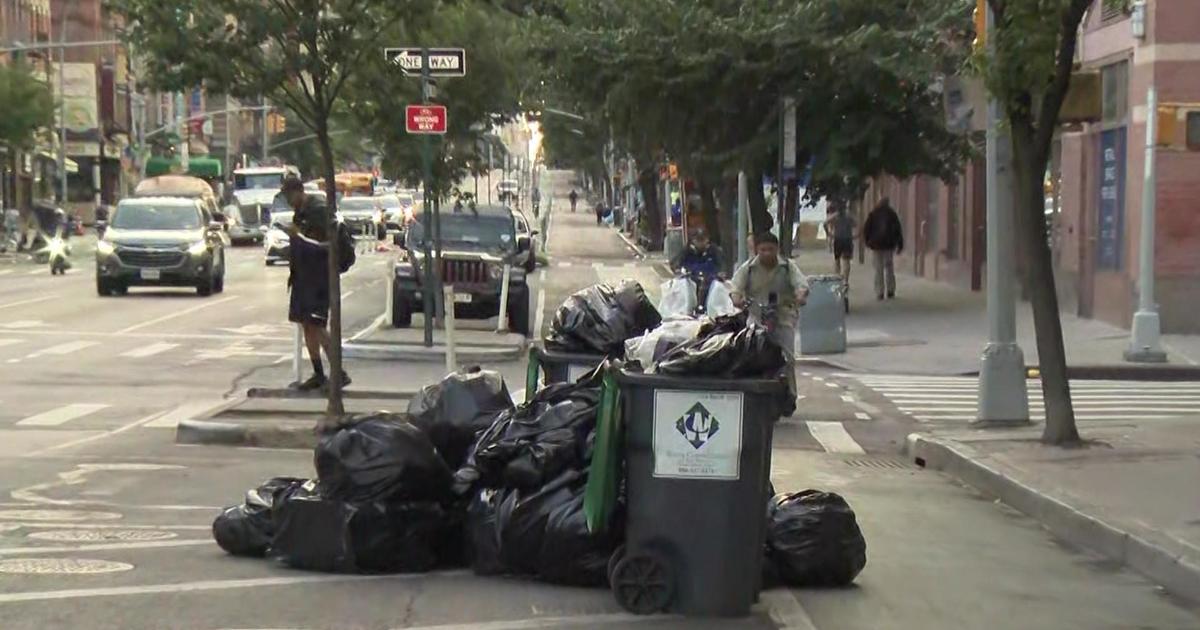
[569,189,578,213]
[281,176,350,394]
[595,200,606,225]
[730,232,810,414]
[863,197,903,300]
[824,201,858,289]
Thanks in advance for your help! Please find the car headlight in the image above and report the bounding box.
[488,264,504,280]
[187,240,208,255]
[96,240,115,256]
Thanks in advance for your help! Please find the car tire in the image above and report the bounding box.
[391,296,413,328]
[508,289,530,337]
[197,273,214,297]
[376,224,387,241]
[214,271,225,294]
[96,277,112,296]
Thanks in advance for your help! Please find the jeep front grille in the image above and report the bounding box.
[439,259,487,284]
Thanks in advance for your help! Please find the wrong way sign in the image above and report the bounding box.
[406,105,448,134]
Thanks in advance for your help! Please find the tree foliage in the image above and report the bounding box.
[0,62,54,151]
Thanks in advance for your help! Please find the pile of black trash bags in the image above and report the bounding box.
[545,280,661,355]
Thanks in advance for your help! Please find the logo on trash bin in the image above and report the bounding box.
[676,402,720,449]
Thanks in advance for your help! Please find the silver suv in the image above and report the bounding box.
[95,197,227,297]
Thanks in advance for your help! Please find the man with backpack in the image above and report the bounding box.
[281,176,353,391]
[863,197,904,300]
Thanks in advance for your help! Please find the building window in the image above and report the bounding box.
[1101,0,1129,22]
[1101,61,1129,123]
[1187,112,1200,151]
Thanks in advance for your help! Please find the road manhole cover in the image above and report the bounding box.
[0,558,134,574]
[27,529,177,542]
[0,510,122,522]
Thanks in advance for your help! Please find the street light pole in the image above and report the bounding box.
[57,6,68,204]
[419,48,436,347]
[1125,85,1167,363]
[975,3,1030,426]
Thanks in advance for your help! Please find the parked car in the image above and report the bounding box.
[391,204,531,335]
[512,210,538,272]
[96,197,227,296]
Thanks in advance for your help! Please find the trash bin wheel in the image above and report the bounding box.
[611,551,674,615]
[606,544,626,586]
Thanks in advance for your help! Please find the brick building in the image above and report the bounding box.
[861,0,1200,334]
[0,0,55,212]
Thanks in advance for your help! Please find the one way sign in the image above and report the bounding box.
[384,48,467,77]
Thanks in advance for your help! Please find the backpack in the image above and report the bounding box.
[336,222,356,273]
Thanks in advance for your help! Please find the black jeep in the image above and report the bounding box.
[391,204,531,336]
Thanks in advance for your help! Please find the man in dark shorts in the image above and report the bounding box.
[825,202,858,289]
[281,176,349,391]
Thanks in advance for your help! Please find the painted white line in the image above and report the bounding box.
[807,421,865,454]
[0,570,469,604]
[0,269,13,277]
[0,539,209,556]
[348,313,386,342]
[17,404,109,427]
[533,270,547,337]
[825,382,839,388]
[144,399,232,429]
[0,522,210,531]
[812,376,825,382]
[800,371,812,377]
[341,290,355,300]
[854,411,871,421]
[117,295,239,334]
[840,395,854,403]
[25,410,169,457]
[761,589,820,630]
[0,295,57,312]
[898,405,1198,415]
[0,339,21,348]
[397,613,678,630]
[26,268,44,276]
[119,342,179,358]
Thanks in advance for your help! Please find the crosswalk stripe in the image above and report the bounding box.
[0,339,21,348]
[29,341,99,357]
[900,406,1200,414]
[806,421,865,454]
[879,393,1200,402]
[17,403,109,427]
[144,399,231,429]
[0,269,13,276]
[119,342,179,358]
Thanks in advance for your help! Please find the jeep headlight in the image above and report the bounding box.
[187,240,208,255]
[96,240,115,256]
[488,264,504,280]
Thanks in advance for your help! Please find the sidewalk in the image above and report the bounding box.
[790,246,1200,374]
[907,417,1200,604]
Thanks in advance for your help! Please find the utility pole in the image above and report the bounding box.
[261,97,271,163]
[57,6,68,204]
[175,92,188,173]
[419,48,437,347]
[1125,86,1167,363]
[975,1,1030,426]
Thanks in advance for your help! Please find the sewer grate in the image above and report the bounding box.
[842,457,913,470]
[27,529,176,542]
[0,558,134,574]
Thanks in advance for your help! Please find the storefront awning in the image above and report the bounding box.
[36,151,79,174]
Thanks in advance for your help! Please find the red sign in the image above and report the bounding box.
[406,105,447,135]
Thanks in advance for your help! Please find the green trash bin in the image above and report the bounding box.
[607,369,785,617]
[526,347,606,400]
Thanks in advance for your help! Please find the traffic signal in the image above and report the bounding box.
[267,112,286,135]
[973,0,988,52]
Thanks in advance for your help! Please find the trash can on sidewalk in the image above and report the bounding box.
[525,347,606,399]
[607,369,785,616]
[799,274,847,355]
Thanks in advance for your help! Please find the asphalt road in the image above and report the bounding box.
[0,174,1197,629]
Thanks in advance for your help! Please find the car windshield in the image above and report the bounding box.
[378,196,402,211]
[234,173,283,190]
[397,194,415,207]
[408,214,514,251]
[112,204,202,230]
[340,198,376,212]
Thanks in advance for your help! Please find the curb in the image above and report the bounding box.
[906,433,1200,605]
[176,418,316,449]
[342,341,527,363]
[245,387,417,400]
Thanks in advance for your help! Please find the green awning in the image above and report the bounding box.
[144,156,223,179]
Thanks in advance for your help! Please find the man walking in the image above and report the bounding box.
[824,202,857,289]
[730,232,810,414]
[568,189,579,213]
[863,197,903,300]
[281,176,350,393]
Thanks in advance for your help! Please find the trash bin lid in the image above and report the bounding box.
[614,368,787,395]
[535,346,608,363]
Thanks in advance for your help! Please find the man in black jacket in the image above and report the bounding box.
[863,197,904,300]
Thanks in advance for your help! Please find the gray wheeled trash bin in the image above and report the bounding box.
[608,369,785,616]
[799,274,847,355]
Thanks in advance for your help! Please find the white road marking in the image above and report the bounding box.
[144,399,231,429]
[341,290,355,300]
[840,395,854,403]
[25,411,170,457]
[0,539,210,556]
[0,570,469,604]
[854,411,871,421]
[825,382,839,388]
[0,339,21,348]
[0,269,13,277]
[812,376,824,382]
[17,404,110,427]
[117,295,238,334]
[119,342,179,358]
[0,296,56,312]
[27,340,99,358]
[807,421,865,454]
[26,268,44,276]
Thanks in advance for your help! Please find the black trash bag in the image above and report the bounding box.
[270,487,443,574]
[545,281,661,354]
[654,315,785,378]
[407,367,514,470]
[764,490,867,587]
[536,475,622,587]
[212,476,305,557]
[464,382,601,491]
[464,488,507,575]
[314,413,453,503]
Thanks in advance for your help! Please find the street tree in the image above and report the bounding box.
[111,0,433,416]
[976,0,1122,446]
[0,61,54,166]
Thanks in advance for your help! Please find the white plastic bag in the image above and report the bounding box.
[658,277,697,319]
[705,280,737,317]
[624,318,704,368]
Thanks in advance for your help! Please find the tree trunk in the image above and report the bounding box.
[1010,122,1078,445]
[697,174,720,245]
[638,166,663,250]
[746,167,772,236]
[780,177,799,258]
[316,121,345,418]
[716,177,738,274]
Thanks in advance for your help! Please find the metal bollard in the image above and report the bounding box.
[443,283,458,372]
[496,264,512,333]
